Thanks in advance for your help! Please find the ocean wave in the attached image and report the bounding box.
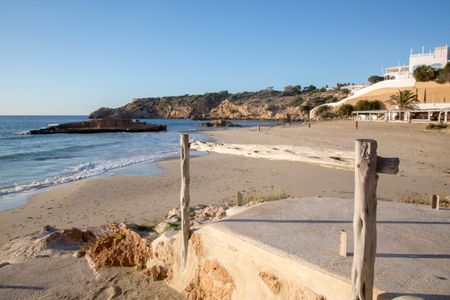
[0,151,178,196]
[0,142,120,161]
[15,131,31,135]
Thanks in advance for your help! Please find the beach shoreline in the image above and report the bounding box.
[0,120,449,246]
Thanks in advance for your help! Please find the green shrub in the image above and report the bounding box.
[321,112,337,119]
[325,97,338,103]
[167,221,182,231]
[368,75,384,84]
[414,65,439,82]
[339,104,354,117]
[436,62,450,84]
[241,190,288,204]
[283,85,302,96]
[318,105,329,114]
[135,224,155,232]
[289,96,304,107]
[354,100,382,111]
[426,123,447,130]
[318,105,336,119]
[111,231,126,240]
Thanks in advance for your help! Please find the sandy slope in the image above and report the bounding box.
[346,82,450,105]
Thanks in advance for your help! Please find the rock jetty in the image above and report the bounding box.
[198,119,241,127]
[29,118,167,134]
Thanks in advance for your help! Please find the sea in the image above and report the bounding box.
[0,116,278,211]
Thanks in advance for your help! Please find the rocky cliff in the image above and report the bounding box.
[89,89,347,121]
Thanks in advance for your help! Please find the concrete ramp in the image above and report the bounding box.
[177,198,450,299]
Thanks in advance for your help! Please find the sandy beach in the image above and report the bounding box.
[0,120,449,246]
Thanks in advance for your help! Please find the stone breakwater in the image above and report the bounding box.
[29,118,167,134]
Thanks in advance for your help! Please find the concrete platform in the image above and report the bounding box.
[211,198,450,299]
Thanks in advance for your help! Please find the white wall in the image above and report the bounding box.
[409,46,449,73]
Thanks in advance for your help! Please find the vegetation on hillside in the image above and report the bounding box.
[368,75,384,84]
[414,62,450,83]
[414,65,439,82]
[426,123,447,130]
[388,90,419,110]
[338,104,354,118]
[331,100,382,120]
[353,100,382,111]
[436,62,450,83]
[387,90,419,121]
[89,86,347,120]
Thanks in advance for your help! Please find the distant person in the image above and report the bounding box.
[286,113,291,126]
[355,119,359,130]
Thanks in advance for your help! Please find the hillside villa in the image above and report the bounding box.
[312,45,450,123]
[384,45,450,80]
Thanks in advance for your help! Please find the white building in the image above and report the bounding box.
[383,45,450,79]
[340,83,370,95]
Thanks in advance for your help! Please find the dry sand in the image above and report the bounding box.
[0,120,449,248]
[0,256,183,299]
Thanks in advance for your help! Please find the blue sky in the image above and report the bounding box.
[1,0,449,115]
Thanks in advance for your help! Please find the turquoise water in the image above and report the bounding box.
[0,116,278,210]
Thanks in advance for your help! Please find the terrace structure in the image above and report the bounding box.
[384,45,450,79]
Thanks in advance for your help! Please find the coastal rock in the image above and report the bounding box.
[191,233,204,257]
[86,223,152,269]
[259,271,282,294]
[156,204,229,233]
[89,89,346,121]
[191,205,227,226]
[143,265,169,281]
[145,233,177,282]
[29,118,166,134]
[185,259,236,300]
[155,222,170,234]
[198,119,241,127]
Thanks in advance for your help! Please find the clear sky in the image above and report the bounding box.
[1,0,449,115]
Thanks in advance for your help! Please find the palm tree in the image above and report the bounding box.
[388,90,419,121]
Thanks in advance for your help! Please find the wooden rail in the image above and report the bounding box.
[181,136,400,298]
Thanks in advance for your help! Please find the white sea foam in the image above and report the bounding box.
[0,151,178,196]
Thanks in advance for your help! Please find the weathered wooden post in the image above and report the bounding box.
[351,139,399,300]
[431,194,440,210]
[339,230,347,257]
[180,133,190,268]
[237,191,243,206]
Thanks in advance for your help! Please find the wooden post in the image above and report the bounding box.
[350,140,399,300]
[180,133,190,268]
[431,194,439,210]
[351,139,379,300]
[237,192,243,206]
[339,230,347,257]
